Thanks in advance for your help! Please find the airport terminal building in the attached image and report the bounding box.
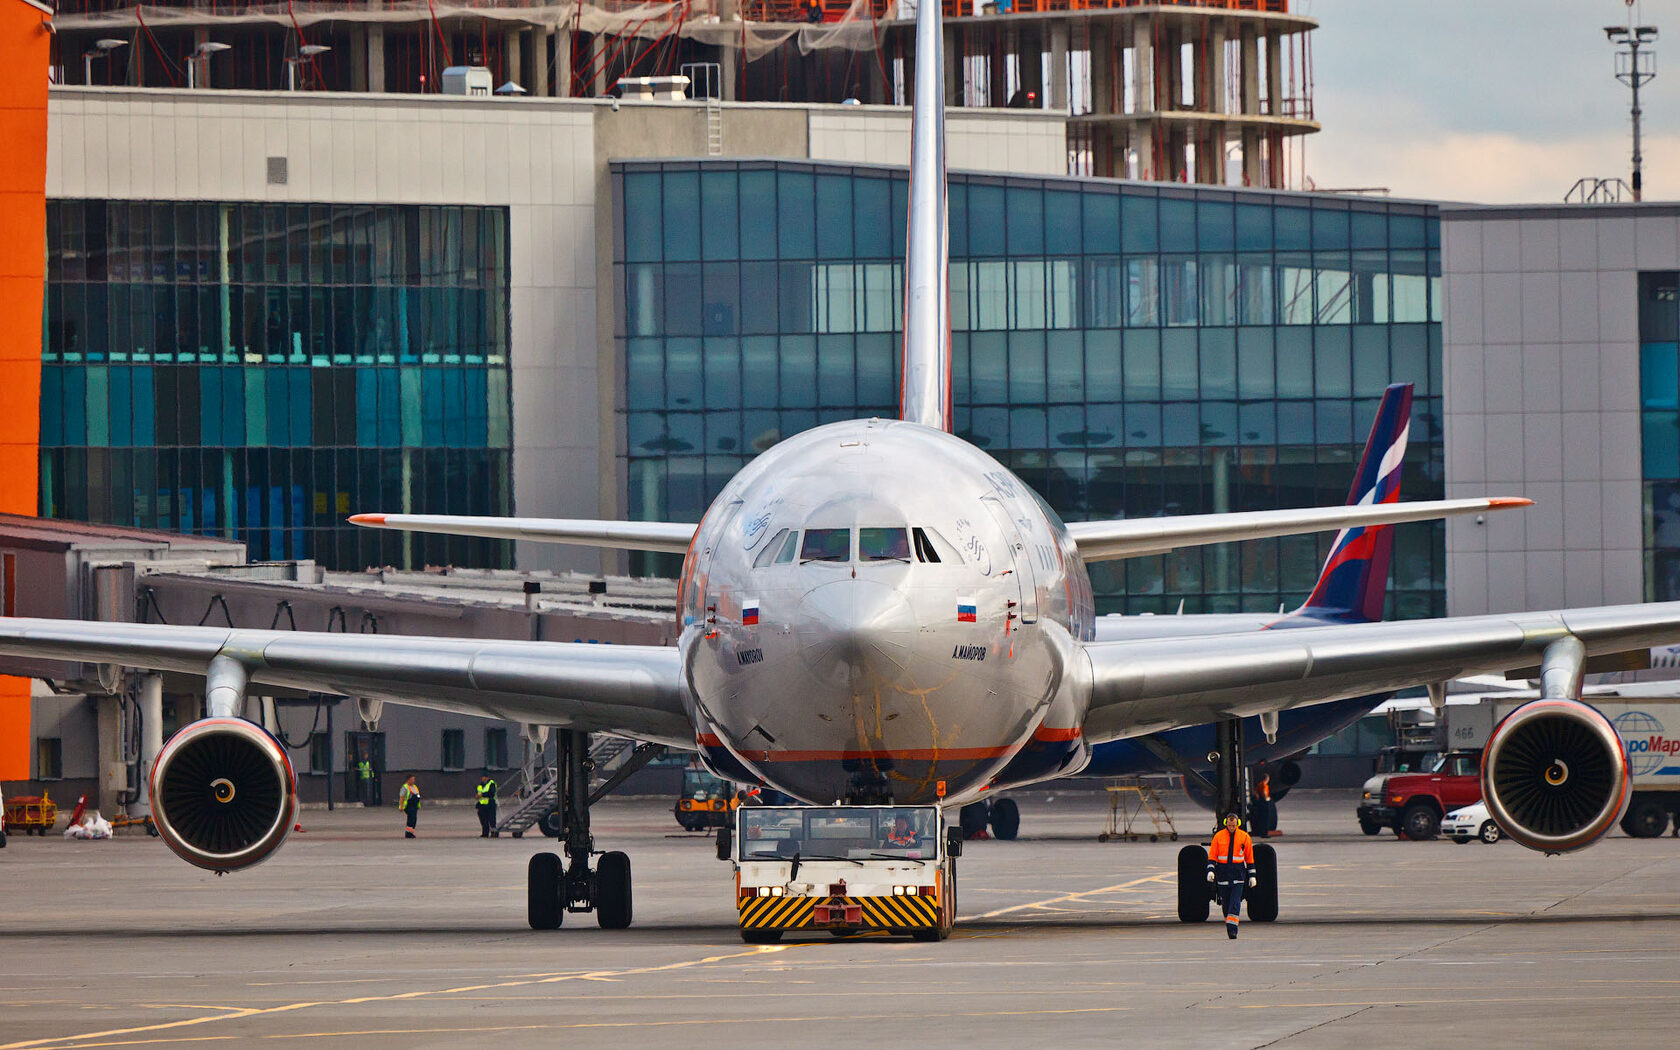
[11,82,1680,802]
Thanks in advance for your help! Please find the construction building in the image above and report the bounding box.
[52,0,1316,187]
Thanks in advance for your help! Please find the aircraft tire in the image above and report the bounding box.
[528,852,562,930]
[1620,797,1670,839]
[990,798,1020,840]
[959,801,990,840]
[1176,844,1210,923]
[595,851,633,930]
[538,809,563,838]
[1248,843,1279,923]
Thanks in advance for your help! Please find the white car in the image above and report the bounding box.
[1443,802,1503,844]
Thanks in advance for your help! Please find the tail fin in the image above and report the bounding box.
[1294,383,1414,624]
[898,0,951,431]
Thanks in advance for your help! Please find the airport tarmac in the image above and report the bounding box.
[0,788,1675,1049]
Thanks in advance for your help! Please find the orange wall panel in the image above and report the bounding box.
[0,0,48,782]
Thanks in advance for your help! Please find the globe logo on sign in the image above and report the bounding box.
[1613,710,1666,776]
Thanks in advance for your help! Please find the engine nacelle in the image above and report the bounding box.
[1482,699,1630,853]
[150,718,298,872]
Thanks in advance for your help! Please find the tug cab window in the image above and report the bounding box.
[800,528,852,563]
[859,527,911,562]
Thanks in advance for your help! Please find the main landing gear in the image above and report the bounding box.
[527,729,658,930]
[1176,718,1279,925]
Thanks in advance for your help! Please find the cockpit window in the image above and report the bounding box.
[859,527,911,562]
[911,527,940,563]
[799,528,851,563]
[753,529,792,568]
[772,530,799,564]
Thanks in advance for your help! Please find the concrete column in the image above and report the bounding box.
[1208,20,1227,114]
[135,674,163,816]
[1129,17,1151,114]
[1239,24,1258,114]
[719,0,738,101]
[1242,125,1261,186]
[350,27,368,92]
[944,24,962,106]
[1089,21,1112,116]
[1265,30,1282,117]
[535,27,553,97]
[590,32,608,96]
[367,24,386,93]
[554,29,571,98]
[1129,123,1152,181]
[1048,20,1069,111]
[1017,26,1043,106]
[505,29,522,91]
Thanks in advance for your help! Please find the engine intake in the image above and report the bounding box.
[1481,699,1630,853]
[150,718,297,872]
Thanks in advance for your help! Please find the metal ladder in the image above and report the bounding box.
[682,62,724,156]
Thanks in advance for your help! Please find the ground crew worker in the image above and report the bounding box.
[884,814,916,848]
[1207,811,1256,939]
[357,758,374,805]
[475,772,499,837]
[397,774,421,838]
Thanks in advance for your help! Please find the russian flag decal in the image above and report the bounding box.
[742,598,759,626]
[956,597,977,623]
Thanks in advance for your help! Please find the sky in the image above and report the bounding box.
[1300,0,1680,203]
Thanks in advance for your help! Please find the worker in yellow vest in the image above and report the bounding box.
[1206,811,1256,939]
[397,775,421,838]
[475,773,499,838]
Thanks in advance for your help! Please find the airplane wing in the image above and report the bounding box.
[349,514,696,554]
[1080,601,1680,742]
[0,617,693,745]
[1065,497,1528,562]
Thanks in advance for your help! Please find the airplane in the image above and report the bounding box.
[0,0,1668,935]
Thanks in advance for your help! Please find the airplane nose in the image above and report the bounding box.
[794,580,917,687]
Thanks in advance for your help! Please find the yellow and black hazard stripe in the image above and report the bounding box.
[738,895,816,930]
[859,894,940,929]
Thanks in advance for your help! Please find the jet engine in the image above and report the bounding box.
[150,718,298,872]
[1481,699,1630,853]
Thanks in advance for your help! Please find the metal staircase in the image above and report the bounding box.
[495,734,641,836]
[495,755,559,837]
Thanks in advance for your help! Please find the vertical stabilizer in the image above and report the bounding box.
[1294,383,1414,624]
[899,0,951,431]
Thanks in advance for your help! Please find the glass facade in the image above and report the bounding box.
[614,161,1446,616]
[1640,271,1680,599]
[42,201,514,570]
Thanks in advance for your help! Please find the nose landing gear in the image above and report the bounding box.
[526,729,657,930]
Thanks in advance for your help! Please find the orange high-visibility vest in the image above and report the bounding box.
[1209,827,1254,865]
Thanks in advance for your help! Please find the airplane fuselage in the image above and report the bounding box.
[678,417,1096,805]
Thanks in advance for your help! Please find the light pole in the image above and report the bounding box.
[1605,21,1658,201]
[83,38,128,86]
[187,42,231,90]
[286,44,332,91]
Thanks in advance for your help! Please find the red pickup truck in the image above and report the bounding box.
[1356,750,1483,840]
